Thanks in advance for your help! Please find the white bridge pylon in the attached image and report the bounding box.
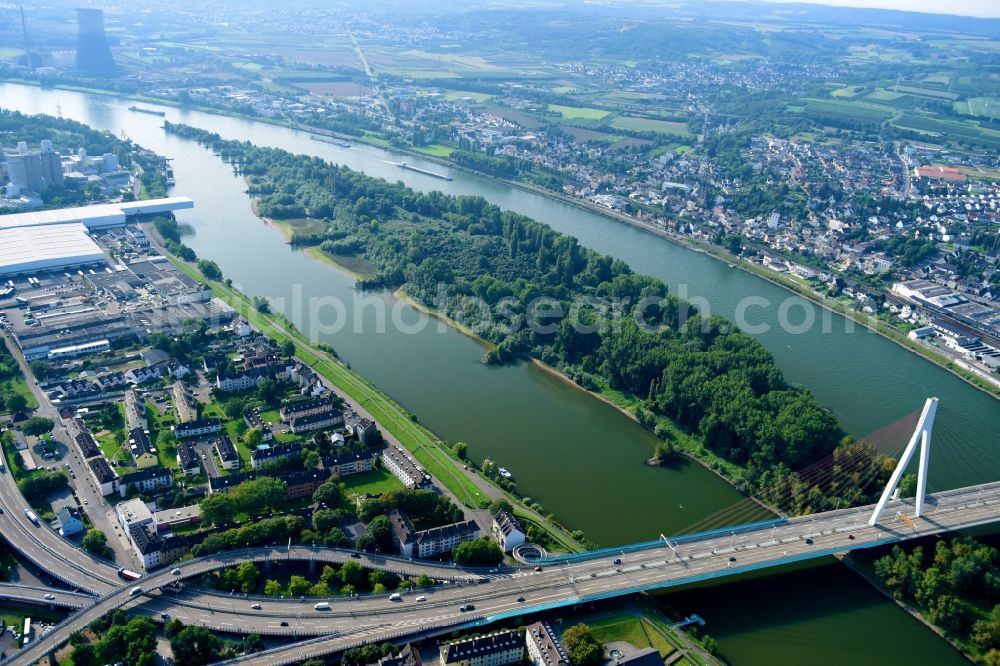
[868,397,939,526]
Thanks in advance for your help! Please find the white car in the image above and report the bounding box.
[415,596,427,602]
[171,568,181,575]
[82,499,88,505]
[44,593,55,600]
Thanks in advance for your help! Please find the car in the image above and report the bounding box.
[251,603,262,610]
[160,613,170,620]
[459,606,467,612]
[516,596,525,602]
[848,534,855,540]
[464,604,475,611]
[415,596,427,602]
[728,556,737,562]
[0,508,4,514]
[82,499,88,505]
[280,621,289,627]
[201,452,207,459]
[613,558,622,565]
[805,538,814,545]
[171,568,181,575]
[534,566,543,572]
[44,593,55,600]
[350,552,361,559]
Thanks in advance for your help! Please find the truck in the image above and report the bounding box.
[24,509,39,526]
[118,568,142,582]
[388,593,402,602]
[314,602,330,610]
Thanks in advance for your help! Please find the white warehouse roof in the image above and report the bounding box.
[0,224,106,275]
[0,197,194,231]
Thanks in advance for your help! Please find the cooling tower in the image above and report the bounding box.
[75,8,116,73]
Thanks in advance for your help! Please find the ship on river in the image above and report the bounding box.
[128,105,165,117]
[396,161,453,181]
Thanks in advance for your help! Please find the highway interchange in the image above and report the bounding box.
[4,480,1000,666]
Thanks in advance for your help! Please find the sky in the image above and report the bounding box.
[751,0,1000,19]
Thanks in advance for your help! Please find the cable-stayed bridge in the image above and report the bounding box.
[5,398,1000,666]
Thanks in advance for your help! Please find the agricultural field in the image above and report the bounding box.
[295,81,371,97]
[443,90,493,102]
[411,144,455,157]
[609,116,691,136]
[548,104,610,120]
[800,98,894,123]
[957,97,1000,118]
[890,84,959,100]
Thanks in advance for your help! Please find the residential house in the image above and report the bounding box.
[322,450,376,477]
[279,398,332,422]
[491,510,526,553]
[57,506,84,536]
[208,468,333,500]
[174,418,222,440]
[74,431,102,460]
[127,428,158,468]
[172,381,198,424]
[214,436,241,471]
[526,623,570,666]
[439,630,525,666]
[88,457,118,496]
[176,441,201,476]
[382,445,431,489]
[289,409,345,435]
[389,509,479,559]
[124,388,148,431]
[118,466,172,497]
[125,366,162,386]
[250,442,301,470]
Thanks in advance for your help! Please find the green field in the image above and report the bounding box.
[586,615,676,659]
[958,97,1000,118]
[548,104,610,120]
[341,468,404,496]
[891,84,959,100]
[802,98,894,122]
[443,91,493,102]
[610,116,690,136]
[411,144,455,157]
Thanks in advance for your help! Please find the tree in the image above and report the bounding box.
[197,259,223,281]
[973,604,1000,651]
[453,442,468,460]
[81,529,108,557]
[340,560,367,588]
[416,574,433,589]
[200,493,237,526]
[281,340,296,357]
[453,538,504,566]
[313,478,346,508]
[264,579,283,596]
[21,416,54,436]
[257,378,282,404]
[164,619,185,639]
[562,624,605,666]
[488,498,513,516]
[288,575,311,596]
[243,428,264,449]
[899,473,918,499]
[246,633,265,653]
[355,515,395,553]
[236,561,259,594]
[170,625,224,666]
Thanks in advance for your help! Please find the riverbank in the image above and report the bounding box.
[837,553,977,663]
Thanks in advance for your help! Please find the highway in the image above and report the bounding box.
[7,481,1000,666]
[0,584,91,610]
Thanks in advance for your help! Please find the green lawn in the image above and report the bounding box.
[587,616,676,658]
[610,116,690,136]
[548,104,610,120]
[341,468,403,496]
[443,91,492,102]
[412,144,455,157]
[3,377,38,410]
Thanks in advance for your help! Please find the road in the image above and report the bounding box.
[7,482,1000,666]
[0,583,91,610]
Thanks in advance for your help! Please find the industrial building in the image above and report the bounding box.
[0,197,193,277]
[0,223,106,275]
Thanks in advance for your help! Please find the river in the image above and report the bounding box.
[1,82,990,665]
